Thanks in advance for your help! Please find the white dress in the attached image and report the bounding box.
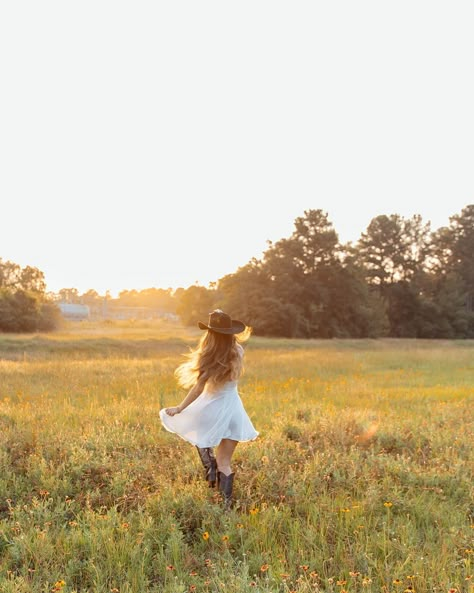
[159,380,259,448]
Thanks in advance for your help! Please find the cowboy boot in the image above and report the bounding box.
[217,471,235,510]
[195,447,217,487]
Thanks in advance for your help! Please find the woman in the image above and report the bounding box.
[159,309,258,508]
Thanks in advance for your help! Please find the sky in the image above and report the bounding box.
[1,1,473,296]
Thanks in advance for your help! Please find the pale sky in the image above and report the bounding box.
[1,2,473,296]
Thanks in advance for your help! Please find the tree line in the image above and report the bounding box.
[2,204,473,337]
[179,205,474,338]
[217,206,474,338]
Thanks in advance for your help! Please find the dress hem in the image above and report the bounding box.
[160,422,259,448]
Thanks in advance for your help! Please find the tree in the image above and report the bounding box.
[449,205,474,298]
[0,259,60,332]
[431,205,474,336]
[0,289,40,332]
[19,266,46,293]
[176,285,217,327]
[352,214,433,336]
[288,209,340,272]
[354,214,431,286]
[58,288,80,303]
[80,289,101,305]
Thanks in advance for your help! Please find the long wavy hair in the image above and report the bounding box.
[175,326,252,390]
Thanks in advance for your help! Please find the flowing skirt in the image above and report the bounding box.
[159,381,258,448]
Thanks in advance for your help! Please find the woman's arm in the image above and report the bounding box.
[165,372,209,416]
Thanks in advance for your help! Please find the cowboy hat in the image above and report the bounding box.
[198,309,246,334]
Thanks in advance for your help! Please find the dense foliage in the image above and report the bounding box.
[203,205,474,338]
[0,259,61,332]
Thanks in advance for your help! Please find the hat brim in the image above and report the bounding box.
[198,320,246,334]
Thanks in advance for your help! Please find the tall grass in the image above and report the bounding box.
[0,322,472,592]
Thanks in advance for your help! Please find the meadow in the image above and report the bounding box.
[0,320,472,593]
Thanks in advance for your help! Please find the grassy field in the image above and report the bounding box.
[0,321,472,593]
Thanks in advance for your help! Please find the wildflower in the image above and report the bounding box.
[448,588,458,593]
[404,587,415,593]
[393,579,403,585]
[362,578,372,586]
[202,531,210,540]
[222,535,229,542]
[280,573,290,579]
[465,549,474,555]
[340,508,351,513]
[310,571,319,578]
[260,564,269,572]
[204,558,213,567]
[349,571,361,577]
[166,565,174,571]
[236,523,244,528]
[384,501,393,508]
[300,565,309,571]
[189,571,198,576]
[250,582,257,587]
[328,578,334,584]
[261,455,269,464]
[249,508,259,515]
[337,579,347,586]
[189,586,196,592]
[121,522,130,530]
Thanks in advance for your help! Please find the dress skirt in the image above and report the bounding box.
[159,381,258,448]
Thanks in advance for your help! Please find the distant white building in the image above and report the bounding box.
[58,303,90,320]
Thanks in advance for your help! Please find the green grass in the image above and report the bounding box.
[0,321,472,592]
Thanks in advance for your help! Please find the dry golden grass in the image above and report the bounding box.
[0,321,472,592]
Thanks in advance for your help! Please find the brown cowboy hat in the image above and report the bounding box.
[198,309,246,334]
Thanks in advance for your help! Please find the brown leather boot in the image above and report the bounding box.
[195,447,217,487]
[217,471,235,510]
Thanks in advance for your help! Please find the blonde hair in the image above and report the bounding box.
[175,326,252,389]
